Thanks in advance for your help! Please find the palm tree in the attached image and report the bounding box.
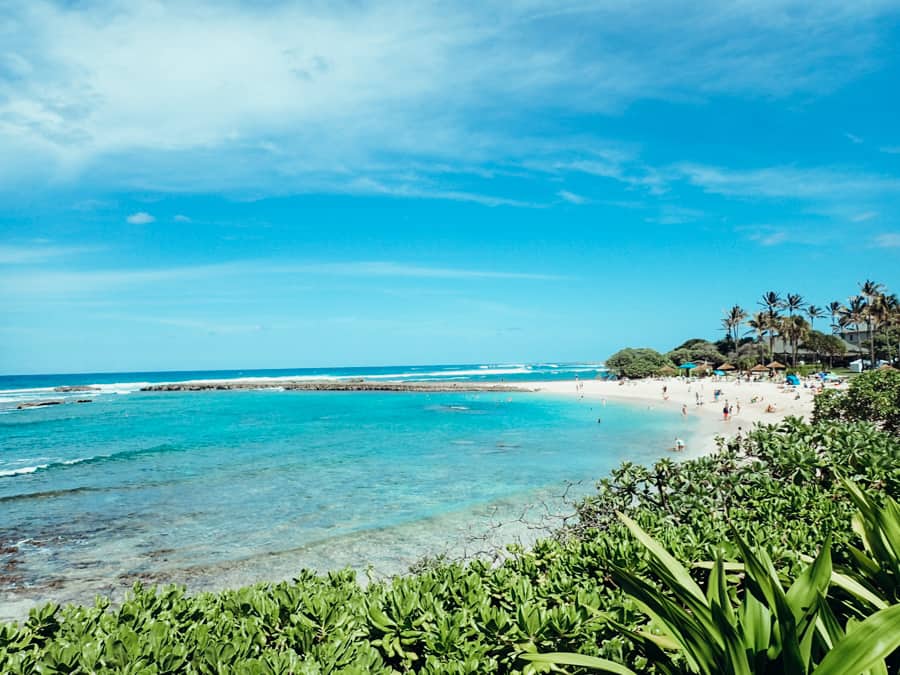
[758,292,782,360]
[746,312,771,362]
[827,301,843,335]
[860,280,886,367]
[721,305,747,356]
[784,315,810,366]
[840,296,867,362]
[806,305,824,365]
[783,293,806,317]
[880,293,900,364]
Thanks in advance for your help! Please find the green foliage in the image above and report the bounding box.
[2,420,899,673]
[813,368,900,434]
[665,341,726,367]
[530,507,900,674]
[606,348,671,378]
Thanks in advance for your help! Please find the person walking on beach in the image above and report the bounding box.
[722,404,729,421]
[681,404,688,417]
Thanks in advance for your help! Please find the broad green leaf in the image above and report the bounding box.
[813,603,900,675]
[520,652,638,674]
[617,513,706,603]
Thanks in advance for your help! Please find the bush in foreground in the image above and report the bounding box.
[1,419,898,673]
[813,368,900,435]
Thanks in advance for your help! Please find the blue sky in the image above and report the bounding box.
[1,1,899,374]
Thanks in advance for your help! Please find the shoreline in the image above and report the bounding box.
[521,377,817,456]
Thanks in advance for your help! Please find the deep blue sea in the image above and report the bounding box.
[0,364,697,620]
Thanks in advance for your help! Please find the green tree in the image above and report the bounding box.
[759,291,782,359]
[820,334,847,369]
[861,281,886,368]
[606,348,671,378]
[813,368,900,434]
[720,305,747,358]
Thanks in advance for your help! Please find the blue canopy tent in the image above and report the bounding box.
[786,374,800,386]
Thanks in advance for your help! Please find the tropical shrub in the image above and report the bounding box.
[525,508,900,674]
[666,341,726,367]
[813,368,900,434]
[606,348,671,378]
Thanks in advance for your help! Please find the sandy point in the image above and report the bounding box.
[522,376,820,455]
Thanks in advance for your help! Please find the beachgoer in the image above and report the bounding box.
[681,404,687,416]
[722,404,729,421]
[673,437,685,452]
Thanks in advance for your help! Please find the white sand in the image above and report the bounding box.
[522,377,822,456]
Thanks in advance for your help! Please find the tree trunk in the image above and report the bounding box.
[868,319,875,368]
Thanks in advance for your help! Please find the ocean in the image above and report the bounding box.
[0,364,697,620]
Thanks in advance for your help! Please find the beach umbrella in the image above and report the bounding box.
[765,361,787,370]
[713,369,725,376]
[659,365,678,375]
[678,362,696,378]
[749,364,769,373]
[717,363,735,371]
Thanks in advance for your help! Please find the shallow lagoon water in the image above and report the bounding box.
[0,386,698,619]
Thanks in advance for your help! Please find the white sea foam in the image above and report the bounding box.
[0,464,47,477]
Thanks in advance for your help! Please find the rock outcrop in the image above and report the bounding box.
[141,381,531,393]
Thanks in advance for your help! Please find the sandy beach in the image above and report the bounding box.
[523,376,819,456]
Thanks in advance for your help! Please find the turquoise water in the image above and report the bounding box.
[0,367,695,619]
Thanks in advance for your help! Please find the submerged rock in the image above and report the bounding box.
[17,400,64,409]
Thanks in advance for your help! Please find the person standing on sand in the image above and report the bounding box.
[682,404,688,416]
[722,404,729,421]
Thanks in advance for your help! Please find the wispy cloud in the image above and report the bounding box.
[173,214,191,223]
[851,211,878,222]
[747,229,789,246]
[126,211,155,224]
[880,146,900,154]
[873,233,900,248]
[845,132,864,144]
[0,0,895,199]
[557,190,587,204]
[674,163,900,200]
[0,242,102,264]
[0,259,565,296]
[284,261,564,281]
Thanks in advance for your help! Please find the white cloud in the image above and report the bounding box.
[674,163,900,200]
[845,132,864,144]
[0,0,895,197]
[873,233,900,248]
[126,211,155,224]
[851,211,878,222]
[173,214,191,222]
[0,259,564,296]
[745,229,789,246]
[557,190,587,204]
[0,242,100,264]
